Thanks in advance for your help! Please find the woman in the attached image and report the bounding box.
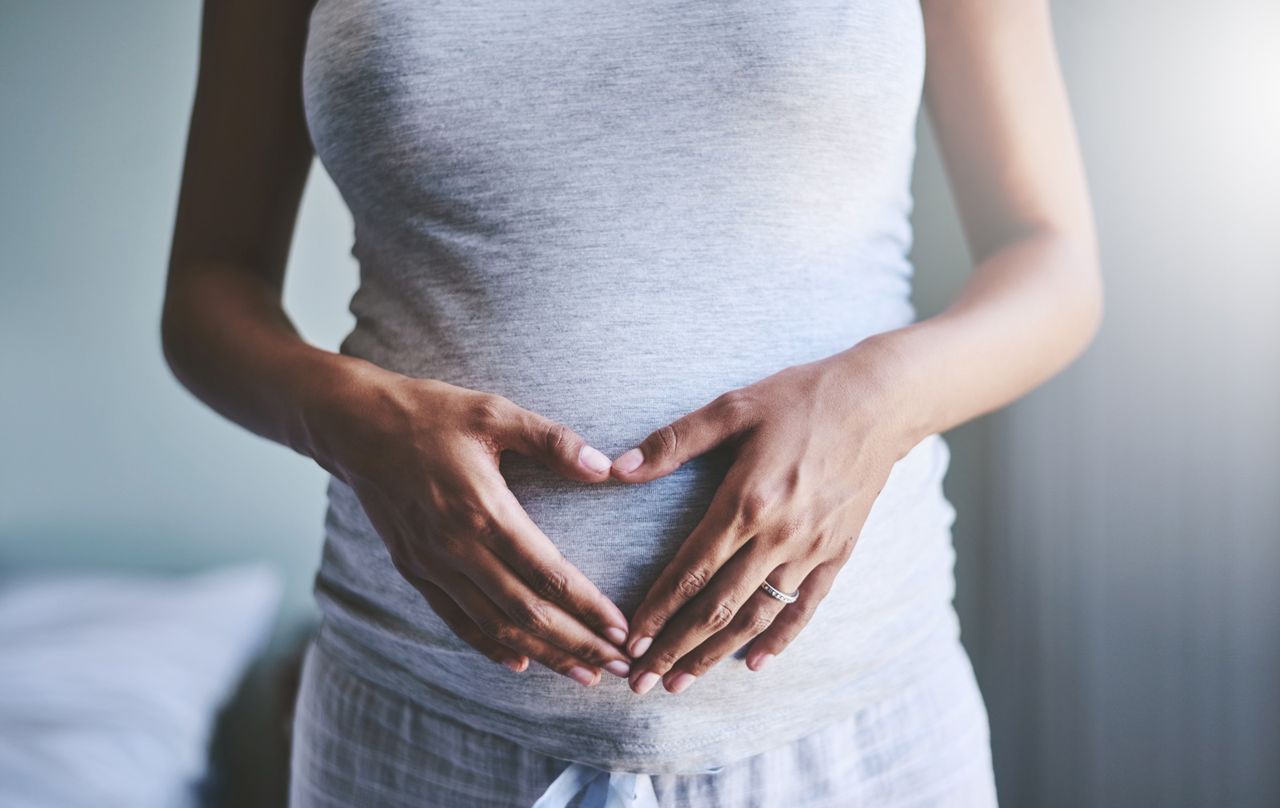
[164,0,1101,805]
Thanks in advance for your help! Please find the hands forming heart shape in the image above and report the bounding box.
[320,337,921,697]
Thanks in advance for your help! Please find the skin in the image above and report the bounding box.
[163,0,1101,695]
[618,0,1104,694]
[164,0,632,685]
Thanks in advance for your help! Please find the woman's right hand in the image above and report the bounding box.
[305,364,632,686]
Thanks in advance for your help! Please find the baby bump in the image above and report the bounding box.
[315,424,959,768]
[495,447,737,613]
[500,426,952,597]
[319,424,953,657]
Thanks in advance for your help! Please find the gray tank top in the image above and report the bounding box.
[302,0,963,773]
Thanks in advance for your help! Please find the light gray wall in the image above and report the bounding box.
[0,1,357,623]
[911,2,1280,805]
[1,2,1276,806]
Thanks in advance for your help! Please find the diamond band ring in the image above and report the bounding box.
[758,580,800,605]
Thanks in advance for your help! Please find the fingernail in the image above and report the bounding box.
[567,666,598,686]
[579,445,613,474]
[667,672,697,694]
[613,448,644,474]
[605,627,628,646]
[632,671,661,695]
[604,659,631,677]
[503,658,526,672]
[628,635,652,658]
[749,653,775,672]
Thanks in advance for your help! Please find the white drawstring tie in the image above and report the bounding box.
[531,759,726,808]
[531,762,659,808]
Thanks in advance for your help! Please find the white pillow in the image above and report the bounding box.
[0,565,282,808]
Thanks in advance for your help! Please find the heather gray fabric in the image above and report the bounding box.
[301,0,980,773]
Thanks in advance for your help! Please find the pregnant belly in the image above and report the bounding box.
[314,429,958,770]
[499,449,733,611]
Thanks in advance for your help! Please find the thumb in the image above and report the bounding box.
[493,401,613,483]
[611,392,754,483]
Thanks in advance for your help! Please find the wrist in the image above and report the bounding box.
[287,351,407,480]
[826,327,940,460]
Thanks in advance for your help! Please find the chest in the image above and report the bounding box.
[302,0,925,229]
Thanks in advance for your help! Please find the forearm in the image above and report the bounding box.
[160,263,386,476]
[835,228,1104,454]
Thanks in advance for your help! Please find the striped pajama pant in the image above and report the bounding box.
[288,636,998,808]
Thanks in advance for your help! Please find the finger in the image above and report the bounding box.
[459,544,633,678]
[410,576,529,673]
[623,459,768,657]
[481,395,613,482]
[659,561,810,693]
[611,390,756,483]
[483,482,631,646]
[443,573,613,687]
[628,537,783,695]
[744,559,844,671]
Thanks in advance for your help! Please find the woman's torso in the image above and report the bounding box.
[302,0,963,771]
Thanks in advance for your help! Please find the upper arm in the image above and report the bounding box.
[919,0,1097,263]
[168,0,317,292]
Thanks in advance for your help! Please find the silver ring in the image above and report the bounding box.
[759,580,799,605]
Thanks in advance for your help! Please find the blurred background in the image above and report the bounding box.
[1,1,1276,806]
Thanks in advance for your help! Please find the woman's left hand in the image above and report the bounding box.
[610,337,925,696]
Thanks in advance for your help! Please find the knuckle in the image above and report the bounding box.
[674,568,710,600]
[478,616,516,644]
[640,615,668,639]
[818,535,852,561]
[789,600,816,622]
[784,465,802,493]
[748,608,776,635]
[435,531,470,559]
[528,565,569,602]
[542,422,573,457]
[653,647,682,670]
[714,390,757,429]
[806,530,832,555]
[702,601,736,632]
[573,639,607,666]
[652,424,680,460]
[447,502,495,541]
[690,652,722,676]
[425,485,454,515]
[835,536,857,561]
[732,488,774,530]
[510,599,552,634]
[771,518,806,545]
[468,394,509,433]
